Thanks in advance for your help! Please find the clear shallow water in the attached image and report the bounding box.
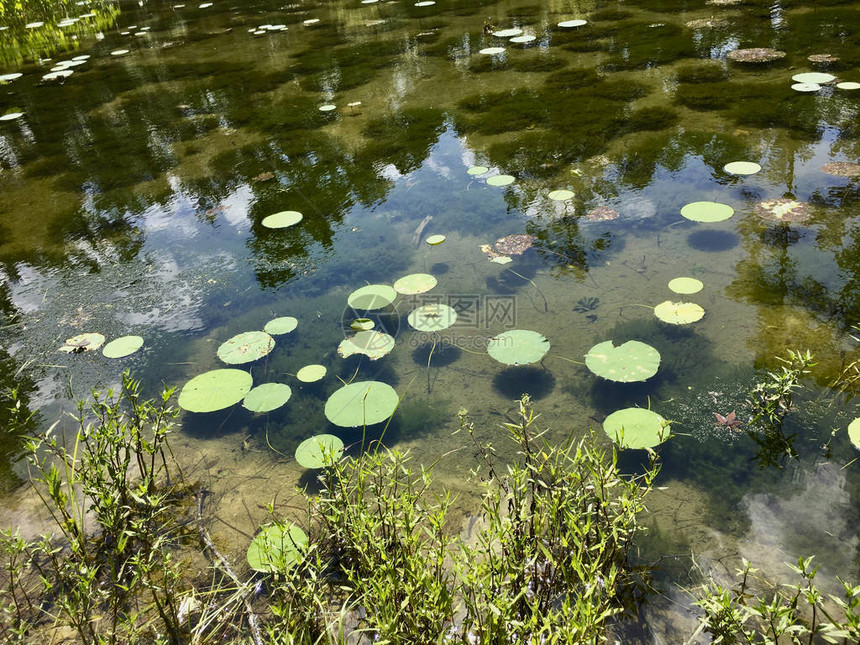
[2,0,860,639]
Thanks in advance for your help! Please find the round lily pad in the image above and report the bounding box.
[792,72,835,84]
[848,418,860,450]
[792,82,820,93]
[0,73,23,82]
[351,318,375,331]
[654,300,705,325]
[243,382,292,413]
[668,277,703,294]
[295,434,344,468]
[680,201,734,223]
[102,335,144,358]
[487,330,549,365]
[510,34,537,43]
[414,1,435,5]
[264,316,298,335]
[261,210,302,229]
[467,166,489,175]
[479,47,505,55]
[347,284,397,310]
[425,234,446,245]
[408,303,458,331]
[178,369,253,412]
[247,523,307,573]
[558,19,587,28]
[837,82,860,90]
[603,408,670,449]
[337,330,395,360]
[492,28,522,37]
[319,104,336,112]
[217,331,275,364]
[59,332,106,353]
[585,340,660,383]
[0,112,23,121]
[723,161,761,175]
[296,364,327,382]
[110,49,129,56]
[487,174,515,186]
[548,189,574,201]
[394,273,437,295]
[324,380,399,427]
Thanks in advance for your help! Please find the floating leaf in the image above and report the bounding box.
[837,82,860,90]
[558,19,587,28]
[495,234,535,256]
[295,434,344,468]
[296,364,327,382]
[727,48,786,63]
[178,369,253,412]
[478,47,505,55]
[510,35,536,43]
[603,408,670,449]
[414,0,435,5]
[347,284,397,310]
[102,335,144,358]
[680,201,734,223]
[264,316,298,335]
[848,418,860,450]
[491,256,512,264]
[492,28,522,37]
[425,234,446,245]
[487,330,549,365]
[324,380,399,427]
[350,318,375,331]
[791,72,835,84]
[243,382,292,412]
[654,300,705,325]
[0,112,23,121]
[467,166,489,175]
[754,198,810,224]
[217,331,275,364]
[486,174,514,186]
[408,303,458,331]
[668,277,703,294]
[59,332,106,353]
[0,73,23,82]
[394,273,437,295]
[723,161,761,175]
[247,523,307,573]
[585,340,660,383]
[110,49,129,56]
[261,210,302,229]
[338,330,395,360]
[791,82,820,93]
[319,104,336,112]
[548,189,574,201]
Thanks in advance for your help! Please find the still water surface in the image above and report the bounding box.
[2,0,860,638]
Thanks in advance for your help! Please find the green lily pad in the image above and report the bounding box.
[59,332,106,353]
[792,82,820,93]
[654,300,705,325]
[492,28,522,37]
[585,340,660,383]
[337,330,395,360]
[178,369,253,413]
[603,408,670,449]
[0,112,23,121]
[558,19,587,28]
[243,382,292,413]
[264,316,298,335]
[110,49,129,56]
[510,35,537,43]
[848,418,860,450]
[548,189,574,201]
[247,522,308,573]
[102,335,144,358]
[324,380,399,427]
[407,304,458,331]
[350,318,375,332]
[792,72,835,84]
[295,434,344,468]
[348,284,397,310]
[217,331,275,364]
[668,277,703,294]
[723,161,761,175]
[837,82,860,90]
[296,364,327,382]
[479,47,505,55]
[425,234,446,245]
[468,166,489,175]
[680,201,734,223]
[487,330,550,365]
[487,174,515,186]
[394,273,437,295]
[319,104,337,112]
[261,210,303,229]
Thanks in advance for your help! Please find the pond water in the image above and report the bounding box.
[2,0,860,639]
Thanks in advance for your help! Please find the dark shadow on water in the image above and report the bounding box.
[687,229,739,252]
[430,262,449,275]
[182,407,251,439]
[761,224,803,247]
[412,339,462,367]
[493,365,556,400]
